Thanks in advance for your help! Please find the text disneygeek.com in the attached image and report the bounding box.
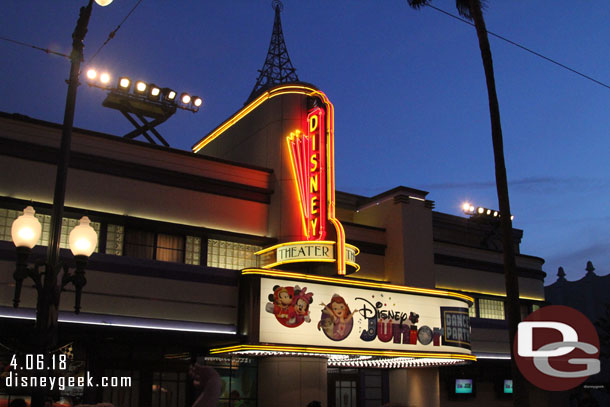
[3,372,132,391]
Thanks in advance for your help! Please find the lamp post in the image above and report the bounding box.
[10,1,112,406]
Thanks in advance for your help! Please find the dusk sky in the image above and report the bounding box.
[1,1,608,285]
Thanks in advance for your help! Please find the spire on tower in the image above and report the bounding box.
[247,1,299,102]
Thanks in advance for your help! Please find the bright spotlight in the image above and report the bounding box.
[118,77,131,91]
[192,96,203,107]
[477,207,484,214]
[100,73,110,84]
[161,88,177,101]
[180,93,191,104]
[135,81,147,93]
[462,202,471,212]
[86,69,97,80]
[149,84,161,100]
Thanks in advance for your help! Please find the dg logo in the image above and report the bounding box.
[514,305,601,391]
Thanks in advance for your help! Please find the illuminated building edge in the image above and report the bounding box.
[192,84,347,274]
[209,344,477,364]
[242,269,474,304]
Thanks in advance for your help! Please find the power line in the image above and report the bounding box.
[425,4,610,91]
[87,0,144,64]
[0,36,70,59]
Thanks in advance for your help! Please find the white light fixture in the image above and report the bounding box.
[100,72,110,84]
[192,96,203,107]
[69,216,98,257]
[119,77,131,90]
[11,206,42,249]
[86,69,97,80]
[94,0,114,6]
[135,81,147,93]
[180,93,191,104]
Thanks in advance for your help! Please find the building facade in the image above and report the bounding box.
[0,7,547,407]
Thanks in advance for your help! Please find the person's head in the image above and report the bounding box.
[330,295,350,318]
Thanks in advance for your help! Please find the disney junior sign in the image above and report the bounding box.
[514,305,601,391]
[258,277,472,354]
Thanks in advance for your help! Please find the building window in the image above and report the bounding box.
[102,369,140,407]
[478,298,505,320]
[362,369,385,407]
[118,227,200,265]
[185,236,201,265]
[124,229,155,260]
[0,208,101,252]
[156,233,185,263]
[207,239,261,270]
[106,224,124,256]
[204,356,257,407]
[469,300,477,318]
[152,371,187,407]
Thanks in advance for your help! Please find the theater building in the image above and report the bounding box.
[0,5,545,407]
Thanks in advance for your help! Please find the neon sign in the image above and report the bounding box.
[287,107,327,240]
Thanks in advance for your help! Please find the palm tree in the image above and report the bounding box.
[407,1,528,406]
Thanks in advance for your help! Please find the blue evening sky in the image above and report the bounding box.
[1,1,608,285]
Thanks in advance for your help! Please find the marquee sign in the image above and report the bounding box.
[255,241,359,271]
[258,276,472,355]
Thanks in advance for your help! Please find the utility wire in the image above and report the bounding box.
[87,0,144,64]
[0,36,70,59]
[425,4,610,91]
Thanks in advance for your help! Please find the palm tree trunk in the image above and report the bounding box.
[467,1,529,406]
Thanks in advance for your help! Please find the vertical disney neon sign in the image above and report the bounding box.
[287,107,327,240]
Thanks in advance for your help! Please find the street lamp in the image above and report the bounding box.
[9,1,111,406]
[11,209,98,313]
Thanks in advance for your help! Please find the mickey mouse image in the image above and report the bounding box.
[265,285,314,327]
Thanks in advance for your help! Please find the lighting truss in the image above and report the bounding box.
[85,69,202,146]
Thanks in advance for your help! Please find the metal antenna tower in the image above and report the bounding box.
[247,1,299,102]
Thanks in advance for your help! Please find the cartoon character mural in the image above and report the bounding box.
[318,294,358,341]
[294,287,314,324]
[265,285,314,328]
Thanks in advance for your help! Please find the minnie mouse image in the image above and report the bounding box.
[265,285,314,328]
[293,287,313,324]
